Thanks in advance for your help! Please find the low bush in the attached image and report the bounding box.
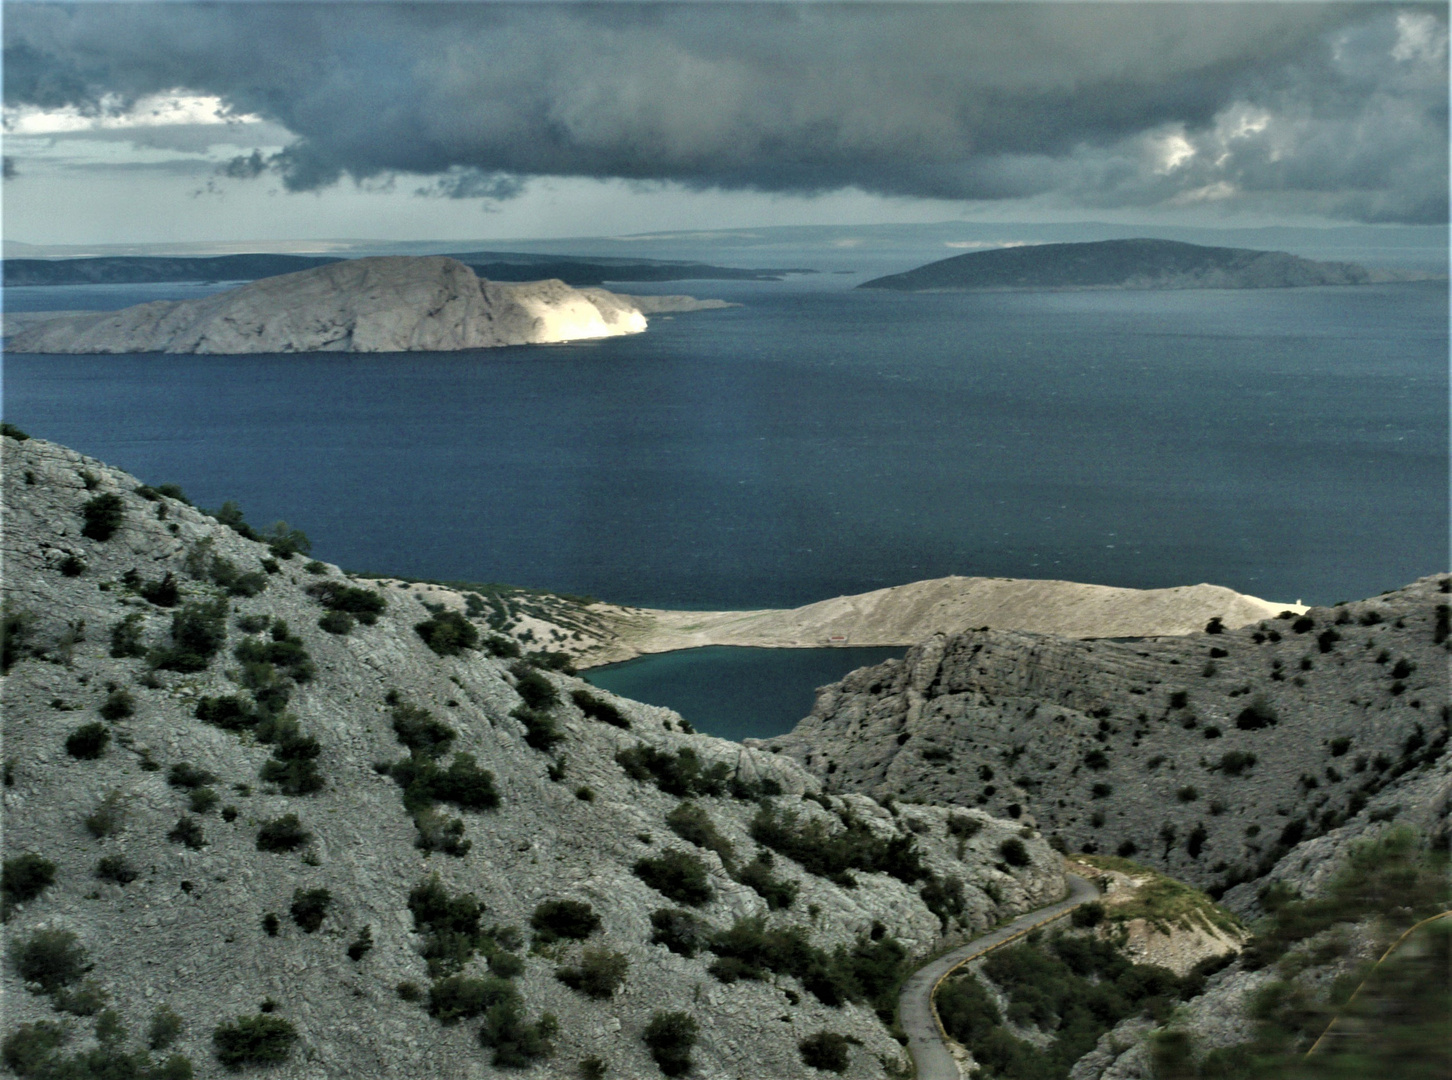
[634,851,714,906]
[81,493,125,541]
[308,581,386,624]
[408,875,488,978]
[416,611,478,655]
[290,887,331,933]
[571,689,630,729]
[427,974,515,1025]
[555,947,629,999]
[256,813,312,852]
[2,853,56,917]
[148,1006,184,1051]
[66,722,110,759]
[735,853,799,910]
[168,763,217,790]
[389,699,456,757]
[799,1031,858,1074]
[151,600,228,673]
[478,999,558,1068]
[650,908,710,957]
[412,807,471,857]
[1216,750,1258,776]
[9,929,87,994]
[188,787,220,814]
[749,803,928,888]
[666,801,735,868]
[1235,697,1278,731]
[258,724,325,796]
[511,705,563,753]
[167,816,206,850]
[318,609,354,635]
[234,624,314,683]
[616,744,733,798]
[642,1012,698,1077]
[213,1013,297,1071]
[99,688,135,721]
[95,855,139,886]
[109,614,147,658]
[137,572,181,607]
[999,838,1031,868]
[531,899,600,943]
[385,751,499,813]
[261,914,279,937]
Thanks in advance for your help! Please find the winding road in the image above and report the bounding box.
[898,873,1100,1080]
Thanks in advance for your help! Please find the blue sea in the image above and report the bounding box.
[4,272,1445,736]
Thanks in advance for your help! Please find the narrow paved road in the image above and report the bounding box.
[898,873,1100,1080]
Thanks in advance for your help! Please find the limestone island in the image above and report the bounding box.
[5,255,736,354]
[858,237,1432,292]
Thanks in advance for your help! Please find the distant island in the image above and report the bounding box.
[6,256,734,354]
[2,250,811,288]
[858,237,1430,292]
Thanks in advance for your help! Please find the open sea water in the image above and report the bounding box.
[4,274,1445,736]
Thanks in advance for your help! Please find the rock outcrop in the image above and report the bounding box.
[0,433,1064,1080]
[5,256,731,354]
[766,575,1449,896]
[858,238,1428,292]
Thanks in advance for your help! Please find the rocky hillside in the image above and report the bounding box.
[5,257,730,354]
[857,238,1418,292]
[0,433,1065,1080]
[765,575,1449,900]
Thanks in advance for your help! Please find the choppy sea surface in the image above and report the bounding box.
[4,272,1445,735]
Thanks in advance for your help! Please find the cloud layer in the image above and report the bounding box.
[4,3,1447,222]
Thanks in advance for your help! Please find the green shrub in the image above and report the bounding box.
[195,694,255,731]
[1071,901,1106,928]
[389,700,456,758]
[799,1032,858,1073]
[1216,750,1258,776]
[136,572,181,607]
[1234,698,1278,731]
[308,581,386,624]
[428,974,516,1025]
[666,801,735,867]
[99,688,135,721]
[416,611,478,655]
[735,853,798,910]
[412,807,471,857]
[290,888,331,933]
[168,763,216,789]
[213,1013,297,1070]
[188,787,220,814]
[256,813,311,852]
[571,689,630,729]
[385,751,498,813]
[749,803,927,888]
[262,914,279,937]
[408,875,487,978]
[96,855,139,886]
[258,726,325,796]
[556,947,629,999]
[148,1006,184,1051]
[53,978,108,1016]
[10,928,87,994]
[234,626,314,683]
[511,705,563,753]
[1,606,36,674]
[531,899,600,943]
[66,722,110,759]
[634,851,714,906]
[168,816,206,849]
[396,981,422,1002]
[616,745,732,798]
[642,1012,697,1077]
[920,873,966,928]
[81,493,125,541]
[2,422,30,440]
[318,609,354,634]
[479,999,558,1068]
[2,1021,66,1077]
[152,600,228,672]
[109,614,147,658]
[999,838,1031,868]
[2,853,56,917]
[263,522,311,561]
[650,908,710,957]
[580,1055,608,1080]
[511,664,560,709]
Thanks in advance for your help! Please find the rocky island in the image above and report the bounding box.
[858,237,1427,292]
[5,256,733,354]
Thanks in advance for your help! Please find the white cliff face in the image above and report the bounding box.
[6,257,722,354]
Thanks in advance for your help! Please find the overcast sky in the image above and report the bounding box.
[2,2,1447,246]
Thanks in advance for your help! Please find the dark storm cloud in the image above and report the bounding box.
[4,3,1446,222]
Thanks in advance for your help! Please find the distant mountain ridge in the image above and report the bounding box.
[858,237,1428,292]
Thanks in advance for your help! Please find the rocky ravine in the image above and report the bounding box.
[765,576,1449,899]
[0,434,1064,1080]
[5,256,732,354]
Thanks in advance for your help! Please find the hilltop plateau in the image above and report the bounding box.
[0,433,1063,1080]
[857,238,1430,292]
[5,257,731,354]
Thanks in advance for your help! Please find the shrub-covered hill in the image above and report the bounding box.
[766,572,1449,901]
[0,433,1066,1080]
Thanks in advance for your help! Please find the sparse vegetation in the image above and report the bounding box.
[98,687,135,721]
[531,899,600,943]
[290,887,331,933]
[650,908,710,957]
[213,1013,297,1070]
[634,850,714,906]
[256,813,311,852]
[666,800,735,867]
[109,613,147,658]
[735,852,799,910]
[571,688,630,728]
[151,600,228,673]
[347,926,374,962]
[749,802,928,888]
[415,611,478,655]
[799,1032,858,1074]
[9,928,87,995]
[642,1012,698,1077]
[308,581,386,625]
[81,493,125,541]
[555,947,629,999]
[2,853,57,918]
[167,816,206,849]
[95,855,139,886]
[66,722,110,759]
